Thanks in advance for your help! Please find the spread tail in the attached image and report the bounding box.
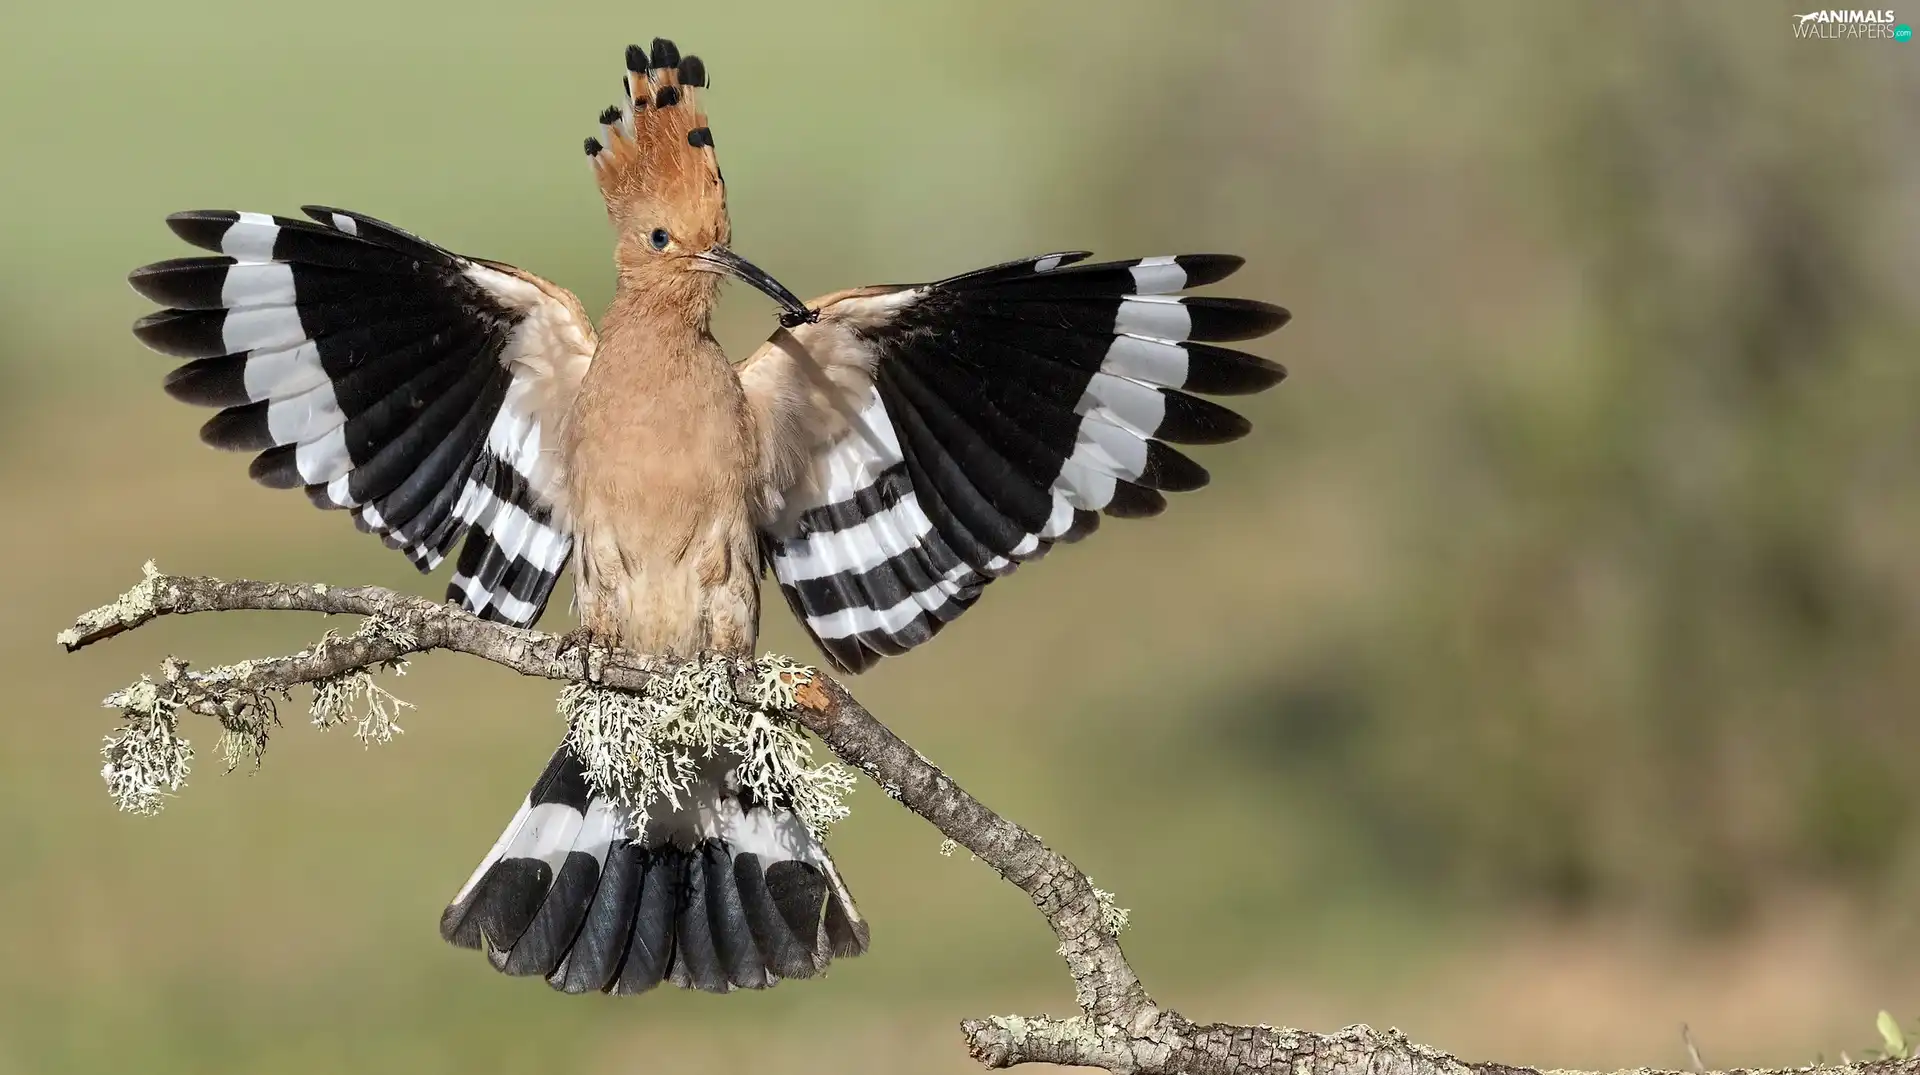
[440,743,867,994]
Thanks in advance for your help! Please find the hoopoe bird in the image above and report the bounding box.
[126,39,1289,996]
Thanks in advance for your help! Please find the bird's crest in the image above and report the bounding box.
[585,39,726,245]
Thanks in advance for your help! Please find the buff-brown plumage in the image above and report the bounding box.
[569,43,759,658]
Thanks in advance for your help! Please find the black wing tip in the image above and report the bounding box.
[1103,482,1168,519]
[163,209,239,250]
[1141,443,1210,493]
[130,308,221,358]
[1202,298,1292,341]
[163,209,236,229]
[1249,300,1292,333]
[1176,253,1247,287]
[625,43,649,72]
[126,263,162,295]
[198,403,272,451]
[1213,409,1256,443]
[584,136,604,157]
[248,445,305,489]
[1155,393,1255,445]
[128,256,198,278]
[597,104,620,125]
[678,55,706,87]
[1184,346,1288,396]
[127,258,222,307]
[129,308,176,333]
[1059,509,1102,543]
[161,357,241,407]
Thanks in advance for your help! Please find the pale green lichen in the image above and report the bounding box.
[309,669,411,745]
[94,611,416,812]
[984,1015,1116,1055]
[202,683,284,773]
[304,620,416,746]
[737,710,856,831]
[749,653,812,710]
[561,653,854,840]
[215,708,277,772]
[562,682,701,824]
[99,676,192,815]
[989,1013,1036,1039]
[302,617,418,666]
[1088,878,1132,936]
[162,655,287,773]
[938,838,958,857]
[361,616,418,654]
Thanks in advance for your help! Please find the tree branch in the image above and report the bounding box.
[58,566,1920,1075]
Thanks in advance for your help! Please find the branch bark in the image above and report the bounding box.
[58,566,1920,1075]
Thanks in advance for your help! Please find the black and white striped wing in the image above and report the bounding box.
[753,252,1289,673]
[128,207,594,627]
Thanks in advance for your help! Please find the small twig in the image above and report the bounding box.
[1684,1024,1707,1073]
[57,567,1920,1075]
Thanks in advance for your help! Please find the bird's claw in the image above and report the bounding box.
[556,626,609,683]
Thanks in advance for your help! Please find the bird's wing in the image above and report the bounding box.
[129,207,594,627]
[739,252,1290,673]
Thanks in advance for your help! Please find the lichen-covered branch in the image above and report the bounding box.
[57,567,1920,1075]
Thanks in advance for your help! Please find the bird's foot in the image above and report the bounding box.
[555,626,612,683]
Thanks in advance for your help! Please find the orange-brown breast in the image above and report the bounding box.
[561,292,761,657]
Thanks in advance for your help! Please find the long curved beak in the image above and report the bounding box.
[693,245,816,327]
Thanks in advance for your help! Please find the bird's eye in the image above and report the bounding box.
[649,228,671,251]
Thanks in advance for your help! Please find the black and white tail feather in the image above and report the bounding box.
[440,747,867,994]
[128,206,591,628]
[752,251,1289,673]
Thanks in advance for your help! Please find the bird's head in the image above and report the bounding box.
[587,40,811,327]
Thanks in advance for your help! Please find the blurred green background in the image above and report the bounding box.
[4,1,1917,1072]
